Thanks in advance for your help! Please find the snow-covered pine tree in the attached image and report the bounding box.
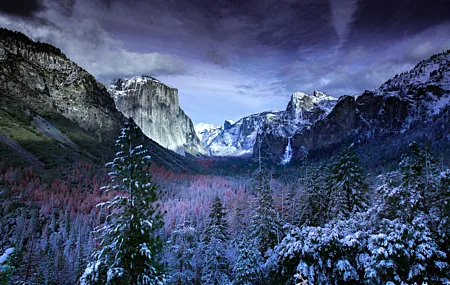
[80,119,165,285]
[201,196,230,285]
[250,171,280,258]
[232,233,263,285]
[327,143,368,219]
[382,142,440,221]
[303,163,329,226]
[167,222,197,285]
[371,142,448,284]
[0,247,15,284]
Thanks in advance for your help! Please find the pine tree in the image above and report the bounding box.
[168,222,197,285]
[201,196,230,285]
[232,233,263,285]
[304,163,329,226]
[250,171,280,258]
[327,144,368,219]
[80,120,165,285]
[382,142,440,221]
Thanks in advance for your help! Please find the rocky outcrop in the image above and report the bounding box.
[0,28,123,142]
[108,76,207,156]
[200,91,337,156]
[0,28,196,171]
[258,49,450,163]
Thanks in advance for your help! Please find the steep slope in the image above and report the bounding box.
[258,49,450,164]
[0,28,195,172]
[108,76,208,156]
[195,123,223,147]
[202,91,337,156]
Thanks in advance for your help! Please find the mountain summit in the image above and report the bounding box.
[108,76,207,156]
[196,90,337,156]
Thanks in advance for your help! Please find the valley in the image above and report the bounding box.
[0,27,449,285]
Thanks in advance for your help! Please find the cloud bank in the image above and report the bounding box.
[1,0,449,125]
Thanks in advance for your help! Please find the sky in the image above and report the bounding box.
[1,0,450,125]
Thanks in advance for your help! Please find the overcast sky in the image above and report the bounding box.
[1,0,450,125]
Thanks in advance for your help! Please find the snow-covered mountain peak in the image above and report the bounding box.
[109,75,173,95]
[313,90,337,101]
[288,91,337,112]
[198,90,338,156]
[194,123,223,150]
[375,49,450,116]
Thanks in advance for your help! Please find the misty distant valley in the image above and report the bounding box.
[1,1,450,285]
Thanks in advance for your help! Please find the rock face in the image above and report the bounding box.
[108,76,207,156]
[194,123,223,147]
[0,28,123,142]
[258,49,450,163]
[0,28,196,171]
[198,91,337,156]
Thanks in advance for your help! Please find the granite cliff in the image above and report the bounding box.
[257,50,450,164]
[197,90,337,156]
[0,28,195,171]
[108,76,207,156]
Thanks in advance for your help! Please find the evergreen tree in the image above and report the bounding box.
[232,233,263,285]
[382,142,440,221]
[168,222,197,285]
[303,163,329,226]
[327,144,368,219]
[80,120,165,285]
[202,196,230,285]
[250,171,280,258]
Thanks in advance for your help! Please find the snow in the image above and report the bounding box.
[0,247,14,265]
[431,94,450,115]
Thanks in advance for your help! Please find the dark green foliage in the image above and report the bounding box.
[202,196,230,285]
[81,120,165,285]
[251,171,280,257]
[327,144,368,219]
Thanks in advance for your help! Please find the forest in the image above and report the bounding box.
[1,120,449,285]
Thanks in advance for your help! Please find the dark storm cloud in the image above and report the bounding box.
[0,0,46,18]
[1,0,449,124]
[348,0,450,47]
[51,0,77,17]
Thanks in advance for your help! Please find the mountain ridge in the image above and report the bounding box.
[257,49,450,164]
[196,90,337,156]
[0,28,196,172]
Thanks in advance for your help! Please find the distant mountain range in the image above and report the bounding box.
[194,49,450,166]
[257,49,450,164]
[195,91,337,156]
[1,27,449,170]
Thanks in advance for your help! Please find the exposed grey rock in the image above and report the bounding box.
[108,76,208,156]
[258,49,450,163]
[200,91,337,156]
[0,28,196,172]
[0,28,123,142]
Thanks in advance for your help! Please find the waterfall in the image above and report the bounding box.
[280,136,293,165]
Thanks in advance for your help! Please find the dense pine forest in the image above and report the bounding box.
[1,3,450,284]
[1,119,449,284]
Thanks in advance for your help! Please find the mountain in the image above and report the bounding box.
[194,123,223,146]
[258,49,450,164]
[198,90,337,156]
[0,28,195,172]
[108,76,208,156]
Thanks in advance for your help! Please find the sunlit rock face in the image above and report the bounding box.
[108,76,208,156]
